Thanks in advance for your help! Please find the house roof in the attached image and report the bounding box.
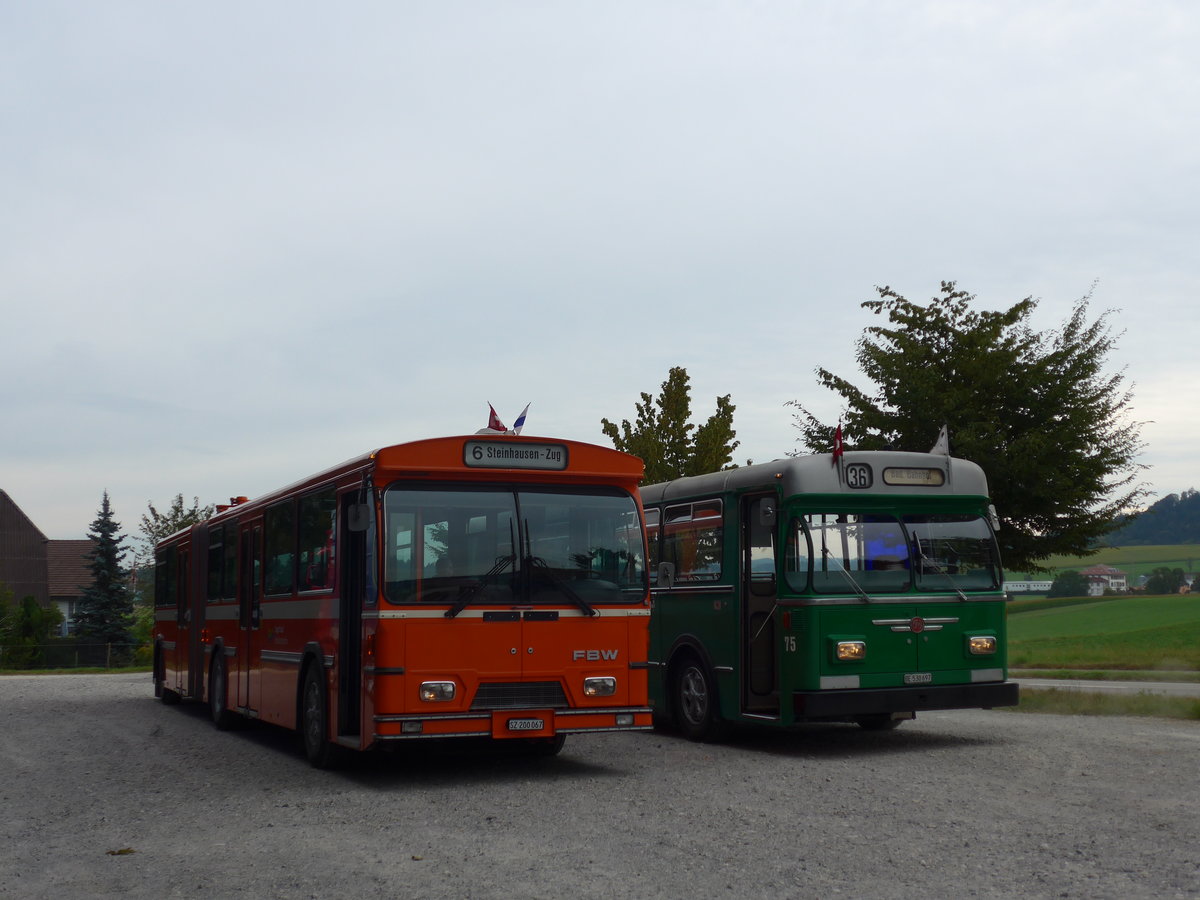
[47,540,94,597]
[0,489,48,544]
[1079,564,1126,577]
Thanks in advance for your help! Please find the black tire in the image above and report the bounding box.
[521,734,566,757]
[301,663,339,768]
[673,657,725,742]
[209,655,238,731]
[856,714,904,731]
[153,647,164,699]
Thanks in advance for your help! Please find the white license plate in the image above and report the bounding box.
[904,672,933,685]
[507,718,545,732]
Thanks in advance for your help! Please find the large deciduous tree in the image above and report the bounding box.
[132,494,215,641]
[788,282,1147,572]
[137,494,215,568]
[601,366,739,484]
[74,491,134,648]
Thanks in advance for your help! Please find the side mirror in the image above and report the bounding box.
[988,504,1001,531]
[348,503,371,533]
[657,561,676,589]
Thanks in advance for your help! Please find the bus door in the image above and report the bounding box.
[743,494,779,715]
[173,547,190,696]
[338,492,370,739]
[237,524,263,714]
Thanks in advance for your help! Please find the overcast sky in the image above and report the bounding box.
[3,1,1197,541]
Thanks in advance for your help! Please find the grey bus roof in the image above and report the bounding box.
[640,451,990,505]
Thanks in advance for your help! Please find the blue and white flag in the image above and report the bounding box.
[511,403,530,435]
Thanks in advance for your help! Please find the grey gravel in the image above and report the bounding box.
[1,673,1198,899]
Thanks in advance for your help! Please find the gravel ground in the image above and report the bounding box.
[1,673,1198,900]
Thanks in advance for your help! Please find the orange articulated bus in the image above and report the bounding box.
[152,434,653,766]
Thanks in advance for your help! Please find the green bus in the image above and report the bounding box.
[642,450,1019,739]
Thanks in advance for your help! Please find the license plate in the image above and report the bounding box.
[506,718,545,732]
[904,672,933,685]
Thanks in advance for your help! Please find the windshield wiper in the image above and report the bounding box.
[912,540,969,602]
[820,547,874,604]
[526,555,597,617]
[444,554,515,619]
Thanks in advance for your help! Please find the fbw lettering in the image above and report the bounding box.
[572,649,619,661]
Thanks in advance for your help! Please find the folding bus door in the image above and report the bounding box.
[237,524,263,715]
[742,494,779,716]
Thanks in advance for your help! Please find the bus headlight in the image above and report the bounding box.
[583,677,617,697]
[836,641,866,661]
[967,635,998,656]
[419,681,456,701]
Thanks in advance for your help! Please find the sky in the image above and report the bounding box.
[3,1,1197,541]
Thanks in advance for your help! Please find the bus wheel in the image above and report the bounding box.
[301,664,339,768]
[674,658,724,743]
[152,646,164,699]
[522,734,566,757]
[209,656,237,731]
[856,714,904,731]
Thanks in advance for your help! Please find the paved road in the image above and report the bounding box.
[1014,677,1200,698]
[3,673,1200,900]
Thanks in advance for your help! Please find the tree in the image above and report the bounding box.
[1144,567,1185,595]
[137,494,215,568]
[1106,489,1200,545]
[74,491,134,648]
[601,366,739,484]
[788,282,1148,572]
[0,584,64,669]
[1046,570,1090,599]
[132,494,215,642]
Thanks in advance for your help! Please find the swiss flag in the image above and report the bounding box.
[831,422,844,466]
[487,404,507,433]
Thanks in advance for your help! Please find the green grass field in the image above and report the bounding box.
[1019,543,1200,582]
[1007,592,1200,720]
[1008,594,1200,671]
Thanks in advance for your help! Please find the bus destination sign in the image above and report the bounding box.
[882,467,946,487]
[464,441,569,471]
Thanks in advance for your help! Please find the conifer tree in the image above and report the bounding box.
[74,491,134,648]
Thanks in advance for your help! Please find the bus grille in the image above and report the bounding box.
[470,682,568,710]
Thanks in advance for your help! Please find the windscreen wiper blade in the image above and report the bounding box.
[820,547,874,603]
[527,555,597,617]
[444,555,515,619]
[913,540,968,602]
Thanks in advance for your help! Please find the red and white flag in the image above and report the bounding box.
[831,421,844,466]
[487,403,507,433]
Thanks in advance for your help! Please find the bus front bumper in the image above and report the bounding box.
[792,681,1020,719]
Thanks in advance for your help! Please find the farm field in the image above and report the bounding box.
[1008,593,1200,672]
[1021,542,1200,582]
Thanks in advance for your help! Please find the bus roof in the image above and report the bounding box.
[162,435,644,541]
[640,451,990,505]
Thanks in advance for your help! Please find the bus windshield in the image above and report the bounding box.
[904,514,1000,591]
[382,485,646,607]
[785,512,999,594]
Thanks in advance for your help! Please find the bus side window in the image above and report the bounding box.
[644,508,660,572]
[298,488,337,592]
[663,500,723,582]
[155,546,177,608]
[264,500,296,596]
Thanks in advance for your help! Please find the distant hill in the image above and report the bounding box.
[1105,489,1200,546]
